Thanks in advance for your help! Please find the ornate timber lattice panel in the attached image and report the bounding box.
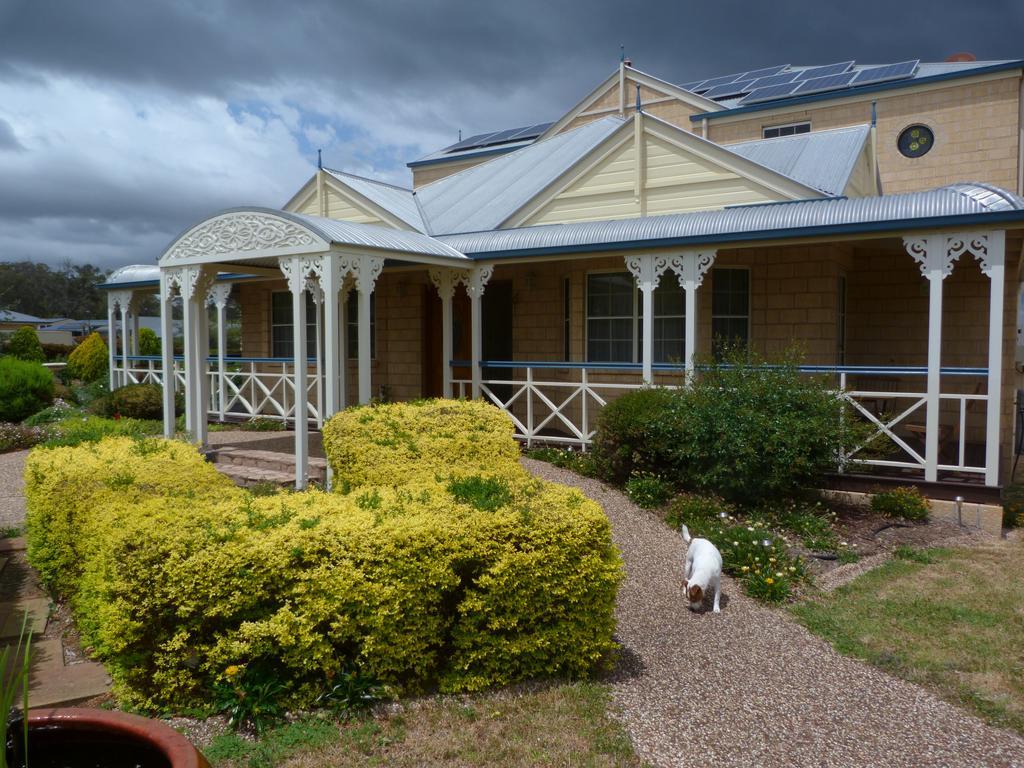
[163,212,325,262]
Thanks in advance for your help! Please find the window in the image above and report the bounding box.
[346,292,376,359]
[711,268,749,356]
[585,272,686,363]
[837,275,847,366]
[271,292,316,358]
[897,124,934,158]
[563,277,571,361]
[587,273,633,363]
[762,122,810,139]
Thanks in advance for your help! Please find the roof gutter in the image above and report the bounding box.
[453,209,1024,260]
[689,60,1024,123]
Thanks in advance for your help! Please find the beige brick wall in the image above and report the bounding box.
[233,235,1021,480]
[708,75,1022,194]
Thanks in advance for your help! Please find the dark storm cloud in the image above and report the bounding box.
[0,0,1021,271]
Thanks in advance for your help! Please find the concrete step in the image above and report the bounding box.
[213,448,327,484]
[216,463,297,489]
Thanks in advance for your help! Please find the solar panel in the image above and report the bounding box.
[443,131,499,153]
[703,80,756,99]
[507,121,553,141]
[793,61,854,81]
[747,72,799,89]
[851,60,919,87]
[693,72,745,90]
[737,82,802,105]
[737,64,789,80]
[792,71,857,96]
[679,80,705,92]
[478,128,522,147]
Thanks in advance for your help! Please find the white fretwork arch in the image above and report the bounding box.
[161,211,328,264]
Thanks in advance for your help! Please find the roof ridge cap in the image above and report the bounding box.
[323,167,413,192]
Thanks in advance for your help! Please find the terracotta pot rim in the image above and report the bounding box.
[26,707,209,768]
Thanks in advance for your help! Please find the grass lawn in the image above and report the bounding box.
[203,682,642,768]
[791,539,1024,735]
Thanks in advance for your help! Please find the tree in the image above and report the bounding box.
[5,326,45,362]
[138,327,161,356]
[66,332,109,382]
[0,261,109,319]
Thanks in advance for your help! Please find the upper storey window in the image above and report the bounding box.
[762,122,811,139]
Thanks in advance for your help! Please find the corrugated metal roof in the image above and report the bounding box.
[414,116,626,235]
[0,309,51,324]
[726,125,870,196]
[323,169,426,231]
[107,264,162,284]
[437,184,1024,256]
[287,211,468,260]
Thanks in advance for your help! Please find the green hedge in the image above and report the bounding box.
[0,356,54,422]
[593,352,868,504]
[110,384,164,420]
[66,332,108,382]
[322,399,522,488]
[26,404,621,711]
[5,326,45,362]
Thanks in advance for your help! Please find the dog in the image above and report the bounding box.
[681,525,723,613]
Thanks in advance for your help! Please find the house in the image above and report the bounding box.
[100,55,1024,497]
[0,309,59,331]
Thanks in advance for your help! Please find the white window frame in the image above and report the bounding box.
[345,291,377,361]
[584,270,687,364]
[762,121,811,139]
[710,266,751,354]
[270,291,316,359]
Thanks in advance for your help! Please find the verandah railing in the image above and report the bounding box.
[113,355,990,478]
[113,355,321,425]
[452,361,990,477]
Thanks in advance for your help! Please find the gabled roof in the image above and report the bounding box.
[414,116,626,235]
[437,183,1024,257]
[322,169,425,231]
[0,310,53,324]
[725,125,870,196]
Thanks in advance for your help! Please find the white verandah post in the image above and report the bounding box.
[429,268,467,399]
[307,279,324,429]
[280,256,311,489]
[625,255,668,385]
[106,294,117,390]
[208,283,233,422]
[159,272,177,438]
[962,231,1007,486]
[670,251,716,382]
[466,265,494,400]
[354,255,384,405]
[905,234,959,482]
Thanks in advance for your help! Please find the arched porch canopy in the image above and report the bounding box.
[154,208,481,489]
[158,207,469,270]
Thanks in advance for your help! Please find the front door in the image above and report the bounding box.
[422,286,471,398]
[422,281,512,400]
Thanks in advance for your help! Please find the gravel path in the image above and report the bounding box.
[522,458,1024,768]
[0,450,29,530]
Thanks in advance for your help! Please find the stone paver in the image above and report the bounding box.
[523,458,1024,768]
[0,449,29,530]
[0,453,111,706]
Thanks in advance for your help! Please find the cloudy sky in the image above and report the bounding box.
[0,0,1022,272]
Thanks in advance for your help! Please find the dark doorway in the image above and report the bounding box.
[422,281,513,400]
[482,280,514,402]
[422,286,470,398]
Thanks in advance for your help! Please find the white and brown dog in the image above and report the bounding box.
[681,525,723,613]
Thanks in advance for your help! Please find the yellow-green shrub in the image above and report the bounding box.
[66,331,108,382]
[24,436,239,595]
[24,436,621,712]
[322,399,522,488]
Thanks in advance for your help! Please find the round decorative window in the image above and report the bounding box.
[898,124,934,158]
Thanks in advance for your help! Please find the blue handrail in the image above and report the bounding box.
[449,360,988,376]
[123,355,318,364]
